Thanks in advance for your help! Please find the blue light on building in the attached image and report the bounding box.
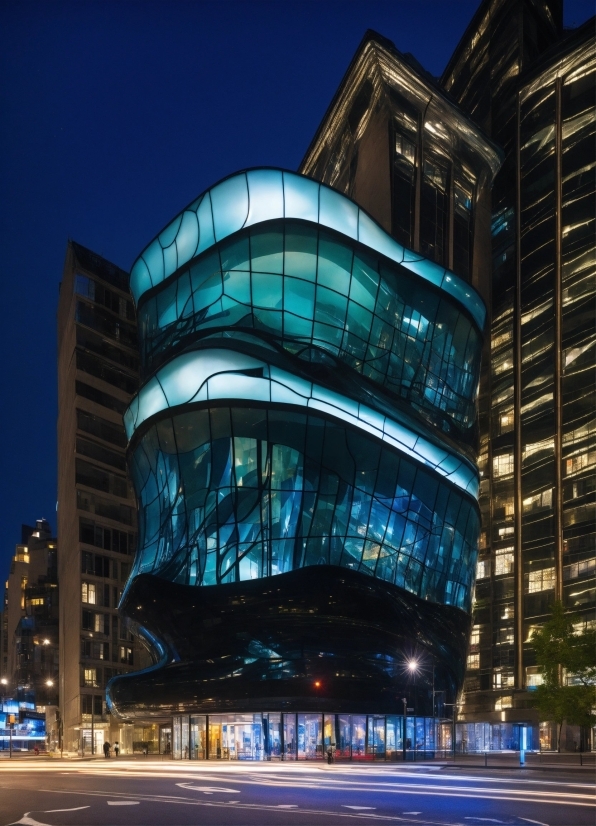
[107,168,485,736]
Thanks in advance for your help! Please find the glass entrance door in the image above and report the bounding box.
[160,725,172,755]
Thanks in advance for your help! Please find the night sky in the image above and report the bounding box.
[0,0,592,581]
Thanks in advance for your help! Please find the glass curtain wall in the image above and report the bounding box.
[108,168,484,722]
[171,713,444,761]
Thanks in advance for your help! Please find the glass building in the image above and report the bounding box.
[104,30,502,760]
[442,2,595,748]
[106,167,488,749]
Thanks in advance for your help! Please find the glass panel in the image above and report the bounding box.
[351,715,366,759]
[282,171,319,222]
[246,169,284,227]
[319,184,358,239]
[190,715,206,759]
[210,174,249,242]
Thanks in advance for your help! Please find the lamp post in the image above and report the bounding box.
[1,678,10,758]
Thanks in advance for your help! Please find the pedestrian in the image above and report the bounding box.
[103,740,111,758]
[33,745,39,756]
[114,742,119,757]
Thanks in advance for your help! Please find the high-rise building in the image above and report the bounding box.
[57,241,145,754]
[105,29,500,761]
[0,520,58,706]
[441,1,595,748]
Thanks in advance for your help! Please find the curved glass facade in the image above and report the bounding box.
[129,404,479,608]
[136,219,482,441]
[108,168,484,721]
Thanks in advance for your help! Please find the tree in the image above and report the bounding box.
[530,601,596,751]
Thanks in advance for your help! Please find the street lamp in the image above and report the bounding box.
[46,680,54,687]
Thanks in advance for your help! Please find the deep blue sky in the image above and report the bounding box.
[0,0,592,580]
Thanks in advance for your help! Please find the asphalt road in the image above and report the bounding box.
[0,760,593,826]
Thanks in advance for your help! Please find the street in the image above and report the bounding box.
[0,760,594,826]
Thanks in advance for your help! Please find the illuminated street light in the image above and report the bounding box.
[407,659,419,673]
[46,679,54,687]
[43,639,50,645]
[0,678,7,686]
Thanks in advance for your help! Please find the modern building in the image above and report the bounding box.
[57,241,146,754]
[0,520,58,706]
[106,32,500,760]
[442,1,595,748]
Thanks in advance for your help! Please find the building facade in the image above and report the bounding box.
[57,241,146,754]
[442,1,595,745]
[106,35,500,756]
[0,520,58,706]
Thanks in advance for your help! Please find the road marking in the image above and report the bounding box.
[9,808,91,826]
[343,805,377,810]
[107,800,140,805]
[464,819,503,823]
[177,782,240,793]
[44,808,90,813]
[277,804,298,807]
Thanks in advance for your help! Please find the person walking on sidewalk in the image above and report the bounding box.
[103,741,111,758]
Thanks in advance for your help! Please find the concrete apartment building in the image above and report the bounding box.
[57,241,146,754]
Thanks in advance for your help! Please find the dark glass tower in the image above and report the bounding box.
[107,168,488,720]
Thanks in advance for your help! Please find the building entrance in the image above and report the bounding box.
[159,725,172,755]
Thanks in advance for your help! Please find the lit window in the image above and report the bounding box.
[119,646,133,665]
[525,567,556,594]
[470,627,480,648]
[496,628,514,645]
[498,526,514,538]
[81,582,96,604]
[476,559,490,580]
[526,667,543,689]
[491,329,512,350]
[493,350,513,375]
[499,410,514,434]
[493,453,514,478]
[83,668,97,686]
[495,547,514,576]
[28,598,44,606]
[467,653,480,669]
[494,695,512,710]
[566,451,596,476]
